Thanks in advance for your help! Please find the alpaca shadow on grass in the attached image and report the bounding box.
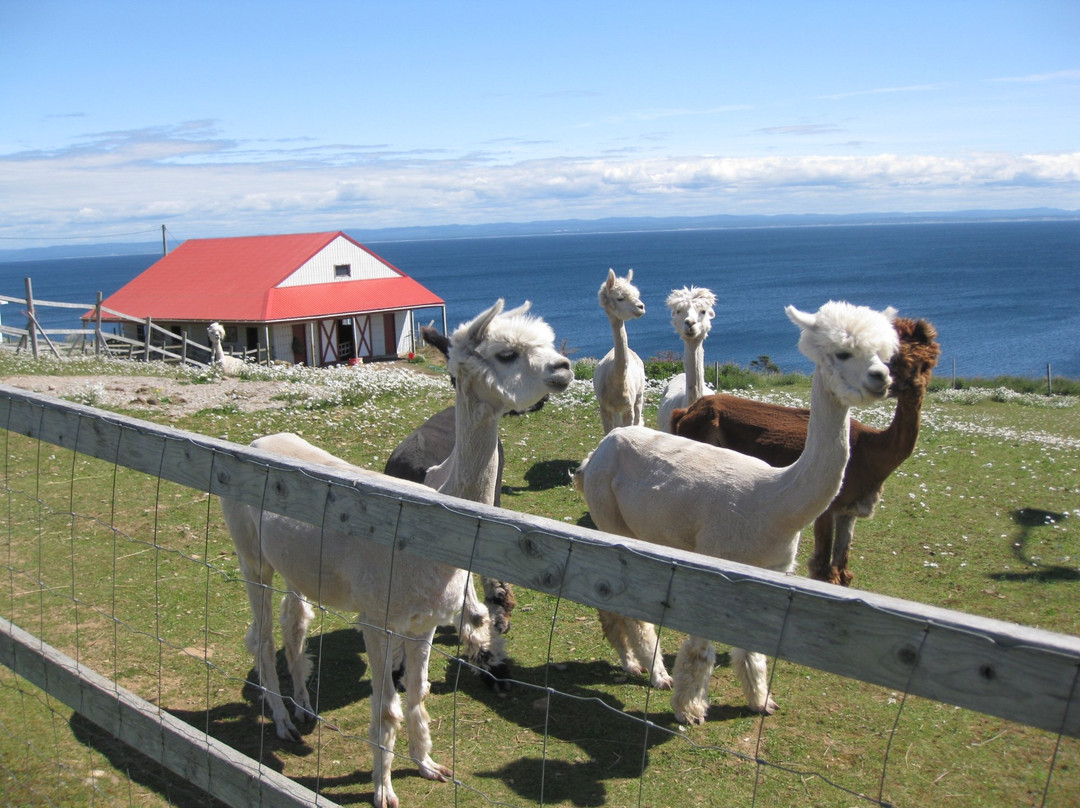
[500,458,580,498]
[990,508,1078,583]
[450,651,754,807]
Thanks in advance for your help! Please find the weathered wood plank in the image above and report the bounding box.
[0,616,337,808]
[2,383,1079,739]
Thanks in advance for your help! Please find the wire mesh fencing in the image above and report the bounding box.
[1,384,1077,807]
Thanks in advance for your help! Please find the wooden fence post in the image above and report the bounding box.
[24,278,39,360]
[95,292,103,357]
[143,317,152,362]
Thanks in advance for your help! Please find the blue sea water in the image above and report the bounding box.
[1,220,1078,379]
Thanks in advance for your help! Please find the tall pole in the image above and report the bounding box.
[161,225,167,256]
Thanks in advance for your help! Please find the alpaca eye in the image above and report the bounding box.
[835,351,852,361]
[496,350,518,363]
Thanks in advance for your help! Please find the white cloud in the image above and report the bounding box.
[990,69,1080,84]
[2,127,1078,244]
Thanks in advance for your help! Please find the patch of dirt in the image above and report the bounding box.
[0,374,322,417]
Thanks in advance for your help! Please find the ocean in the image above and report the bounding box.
[2,220,1078,379]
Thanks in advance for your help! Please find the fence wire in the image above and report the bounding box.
[0,390,1077,807]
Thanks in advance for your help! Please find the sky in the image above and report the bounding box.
[1,0,1078,248]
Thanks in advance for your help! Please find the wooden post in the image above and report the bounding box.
[161,224,167,256]
[181,333,188,365]
[95,292,103,357]
[24,277,39,359]
[143,317,152,362]
[1047,363,1052,396]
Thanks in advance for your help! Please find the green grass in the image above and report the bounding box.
[0,356,1078,807]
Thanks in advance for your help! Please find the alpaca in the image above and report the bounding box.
[221,300,573,808]
[671,317,940,586]
[383,324,530,682]
[206,322,247,374]
[592,268,646,432]
[574,301,898,723]
[656,286,717,432]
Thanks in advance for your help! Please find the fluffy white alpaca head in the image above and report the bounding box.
[599,268,646,322]
[785,301,899,407]
[666,286,716,341]
[207,322,225,343]
[448,299,573,413]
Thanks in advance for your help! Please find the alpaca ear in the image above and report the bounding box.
[466,299,506,345]
[785,305,815,330]
[914,319,938,343]
[882,306,899,322]
[502,300,532,319]
[626,268,634,283]
[606,268,616,288]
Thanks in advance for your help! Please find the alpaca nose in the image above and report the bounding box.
[868,368,890,391]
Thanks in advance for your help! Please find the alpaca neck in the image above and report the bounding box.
[439,382,503,504]
[683,337,707,403]
[773,371,851,529]
[609,315,630,369]
[863,384,926,475]
[212,339,225,363]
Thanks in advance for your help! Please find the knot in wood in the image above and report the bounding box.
[896,645,918,668]
[519,535,541,558]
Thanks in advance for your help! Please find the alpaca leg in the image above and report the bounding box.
[402,632,451,783]
[671,635,715,725]
[598,610,644,677]
[481,576,516,635]
[280,590,316,723]
[730,647,778,715]
[625,617,673,690]
[830,513,858,587]
[237,557,301,742]
[806,512,835,582]
[457,587,510,688]
[363,626,404,808]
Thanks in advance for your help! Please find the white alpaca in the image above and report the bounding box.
[206,322,247,374]
[221,300,573,808]
[574,301,898,724]
[656,286,716,432]
[592,268,646,433]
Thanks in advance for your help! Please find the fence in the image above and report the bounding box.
[0,383,1077,806]
[0,278,264,366]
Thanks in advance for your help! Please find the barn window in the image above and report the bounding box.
[334,264,352,278]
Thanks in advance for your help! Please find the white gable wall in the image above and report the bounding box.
[277,235,400,287]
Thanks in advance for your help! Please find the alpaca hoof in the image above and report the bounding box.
[836,568,854,587]
[674,705,708,725]
[753,696,779,716]
[480,659,513,693]
[374,785,399,808]
[652,672,674,691]
[418,758,451,782]
[276,720,302,743]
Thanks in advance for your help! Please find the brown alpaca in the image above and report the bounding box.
[671,317,940,586]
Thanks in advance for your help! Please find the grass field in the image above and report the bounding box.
[0,353,1077,807]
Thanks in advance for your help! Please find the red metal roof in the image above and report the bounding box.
[95,231,443,322]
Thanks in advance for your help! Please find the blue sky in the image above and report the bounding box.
[2,0,1078,247]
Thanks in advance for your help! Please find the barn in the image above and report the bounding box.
[93,231,446,366]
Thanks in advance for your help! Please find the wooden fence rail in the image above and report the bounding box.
[0,278,263,365]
